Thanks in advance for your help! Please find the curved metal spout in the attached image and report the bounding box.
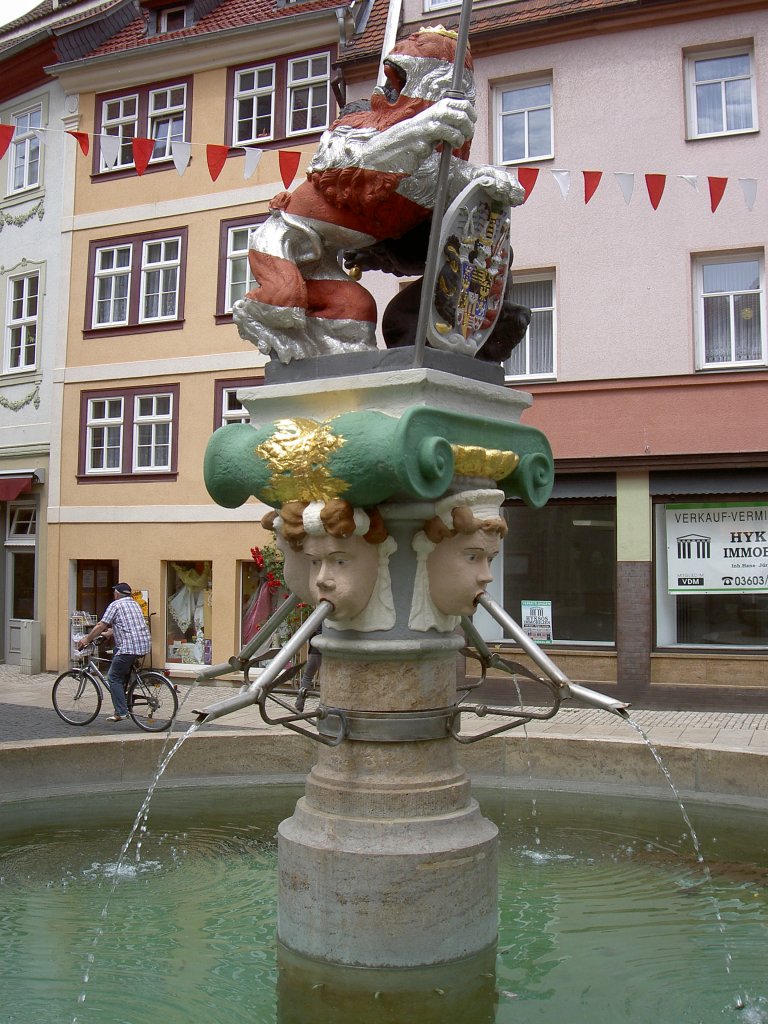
[194,601,333,724]
[475,594,630,718]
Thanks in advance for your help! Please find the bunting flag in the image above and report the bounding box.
[0,123,14,160]
[614,172,634,205]
[132,137,155,175]
[708,176,727,213]
[1,123,761,212]
[517,166,539,200]
[645,173,667,210]
[278,150,301,189]
[67,130,90,156]
[551,169,570,199]
[99,133,120,169]
[206,144,229,181]
[583,170,602,204]
[243,146,263,180]
[170,140,191,175]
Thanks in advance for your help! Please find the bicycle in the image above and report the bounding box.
[52,638,179,732]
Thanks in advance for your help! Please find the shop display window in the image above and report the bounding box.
[503,502,616,643]
[166,561,212,665]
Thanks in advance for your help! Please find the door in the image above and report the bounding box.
[76,560,119,619]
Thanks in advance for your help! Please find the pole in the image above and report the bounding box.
[412,0,474,368]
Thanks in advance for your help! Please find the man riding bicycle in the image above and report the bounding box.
[77,583,151,722]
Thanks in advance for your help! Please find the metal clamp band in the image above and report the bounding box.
[316,707,455,743]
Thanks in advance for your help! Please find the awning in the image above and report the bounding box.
[0,476,33,501]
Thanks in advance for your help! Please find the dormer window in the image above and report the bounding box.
[159,5,188,32]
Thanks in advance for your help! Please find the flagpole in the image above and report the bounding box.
[412,0,474,369]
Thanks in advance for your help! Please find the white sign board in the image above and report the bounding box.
[665,502,768,594]
[521,600,553,642]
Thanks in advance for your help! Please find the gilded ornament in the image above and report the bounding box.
[451,444,519,480]
[255,418,347,503]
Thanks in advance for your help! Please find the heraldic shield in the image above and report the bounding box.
[426,177,513,358]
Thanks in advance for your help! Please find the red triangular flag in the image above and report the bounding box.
[583,170,603,204]
[645,173,667,210]
[67,130,90,156]
[132,137,155,175]
[279,150,301,189]
[0,123,14,160]
[708,176,728,213]
[206,144,229,182]
[517,166,539,201]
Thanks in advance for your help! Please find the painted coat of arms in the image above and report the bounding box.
[427,178,513,357]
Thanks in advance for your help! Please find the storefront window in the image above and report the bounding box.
[166,561,212,665]
[656,500,768,648]
[503,502,616,643]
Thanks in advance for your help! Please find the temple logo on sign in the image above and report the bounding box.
[676,534,711,559]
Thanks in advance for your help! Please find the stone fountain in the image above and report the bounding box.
[198,19,627,974]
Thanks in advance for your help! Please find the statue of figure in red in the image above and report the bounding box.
[233,26,525,364]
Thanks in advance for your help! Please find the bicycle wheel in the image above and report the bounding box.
[127,671,178,732]
[52,669,102,725]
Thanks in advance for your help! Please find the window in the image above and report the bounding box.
[86,229,187,334]
[8,104,41,192]
[166,561,212,666]
[504,273,556,379]
[8,503,36,541]
[495,78,553,164]
[216,216,265,316]
[694,253,765,368]
[4,272,39,373]
[227,49,332,146]
[213,377,262,427]
[79,385,179,480]
[159,5,187,32]
[685,46,756,139]
[95,80,191,173]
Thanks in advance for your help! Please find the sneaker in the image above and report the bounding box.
[106,714,127,722]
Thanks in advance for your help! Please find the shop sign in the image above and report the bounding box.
[665,502,768,594]
[521,600,553,642]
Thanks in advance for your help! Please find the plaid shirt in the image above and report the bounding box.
[101,597,152,656]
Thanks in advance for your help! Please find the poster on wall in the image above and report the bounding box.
[665,502,768,594]
[521,600,553,642]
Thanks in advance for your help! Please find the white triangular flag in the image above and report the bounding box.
[614,172,634,205]
[679,174,699,190]
[171,141,191,175]
[738,178,757,211]
[99,133,120,169]
[551,169,570,200]
[243,146,263,180]
[32,127,47,144]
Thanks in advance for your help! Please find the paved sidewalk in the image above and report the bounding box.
[2,661,767,749]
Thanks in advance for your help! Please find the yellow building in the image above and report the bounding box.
[44,0,362,674]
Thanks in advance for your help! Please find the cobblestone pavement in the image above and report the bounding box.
[2,661,767,748]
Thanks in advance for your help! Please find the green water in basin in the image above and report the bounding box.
[1,784,766,1024]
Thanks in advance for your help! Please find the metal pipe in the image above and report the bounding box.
[194,593,299,682]
[475,594,630,718]
[194,601,332,723]
[412,0,474,368]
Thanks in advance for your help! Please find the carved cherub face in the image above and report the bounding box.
[426,529,500,616]
[302,534,379,621]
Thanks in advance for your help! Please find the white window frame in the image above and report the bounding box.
[100,94,139,170]
[504,272,557,381]
[684,45,757,140]
[224,224,258,311]
[133,392,174,472]
[8,104,42,193]
[7,503,36,544]
[139,237,181,323]
[494,77,553,165]
[287,52,331,138]
[4,271,39,373]
[159,5,188,32]
[424,0,459,8]
[149,84,187,161]
[86,397,124,475]
[693,251,766,369]
[221,387,250,425]
[233,64,276,145]
[93,245,132,328]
